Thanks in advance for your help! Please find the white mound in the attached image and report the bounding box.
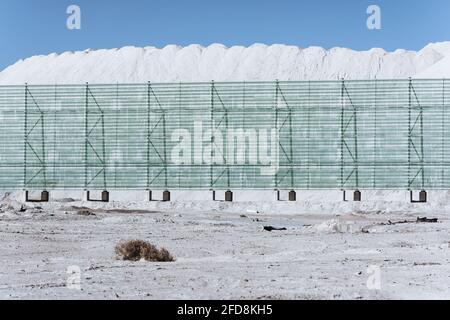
[1,42,450,85]
[415,54,450,79]
[313,219,359,233]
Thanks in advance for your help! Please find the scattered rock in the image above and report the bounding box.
[385,217,439,225]
[413,262,441,266]
[263,226,287,232]
[77,209,95,216]
[57,198,76,203]
[387,220,410,225]
[417,217,438,223]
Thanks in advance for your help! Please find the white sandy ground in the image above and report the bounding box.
[0,190,449,300]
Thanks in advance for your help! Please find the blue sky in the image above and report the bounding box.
[0,0,449,70]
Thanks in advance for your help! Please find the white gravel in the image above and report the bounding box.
[1,191,449,300]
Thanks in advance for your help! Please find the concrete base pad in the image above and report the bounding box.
[86,191,109,202]
[149,190,171,202]
[25,190,49,203]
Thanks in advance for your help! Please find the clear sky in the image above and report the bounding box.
[0,0,449,70]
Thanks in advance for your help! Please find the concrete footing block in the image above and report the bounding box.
[212,190,233,202]
[343,190,362,202]
[225,190,233,202]
[163,190,171,202]
[41,191,49,202]
[149,190,170,202]
[25,190,49,203]
[288,190,297,202]
[277,190,297,202]
[86,190,109,202]
[102,191,109,202]
[419,190,427,203]
[410,190,427,203]
[411,190,427,203]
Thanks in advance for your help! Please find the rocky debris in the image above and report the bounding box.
[416,217,439,223]
[76,209,96,216]
[385,217,439,225]
[263,226,287,232]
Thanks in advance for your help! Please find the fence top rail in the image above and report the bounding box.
[0,78,449,89]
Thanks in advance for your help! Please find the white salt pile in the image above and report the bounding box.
[1,42,450,85]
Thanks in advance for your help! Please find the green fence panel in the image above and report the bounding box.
[0,79,448,190]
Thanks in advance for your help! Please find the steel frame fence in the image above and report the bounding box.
[0,79,448,190]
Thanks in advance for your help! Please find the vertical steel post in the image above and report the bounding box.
[114,83,118,189]
[340,79,345,190]
[225,87,230,189]
[147,82,151,190]
[274,80,279,190]
[210,81,214,189]
[287,84,294,189]
[353,85,359,190]
[23,83,28,190]
[373,80,378,189]
[442,79,446,187]
[307,81,311,189]
[162,96,168,189]
[100,91,107,191]
[41,90,47,190]
[53,84,57,184]
[178,82,182,188]
[84,82,88,190]
[408,78,412,189]
[241,82,246,189]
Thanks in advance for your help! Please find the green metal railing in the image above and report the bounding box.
[0,79,449,190]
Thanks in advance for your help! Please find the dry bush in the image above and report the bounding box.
[115,240,174,262]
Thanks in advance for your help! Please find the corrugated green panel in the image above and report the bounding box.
[0,85,24,188]
[0,79,449,190]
